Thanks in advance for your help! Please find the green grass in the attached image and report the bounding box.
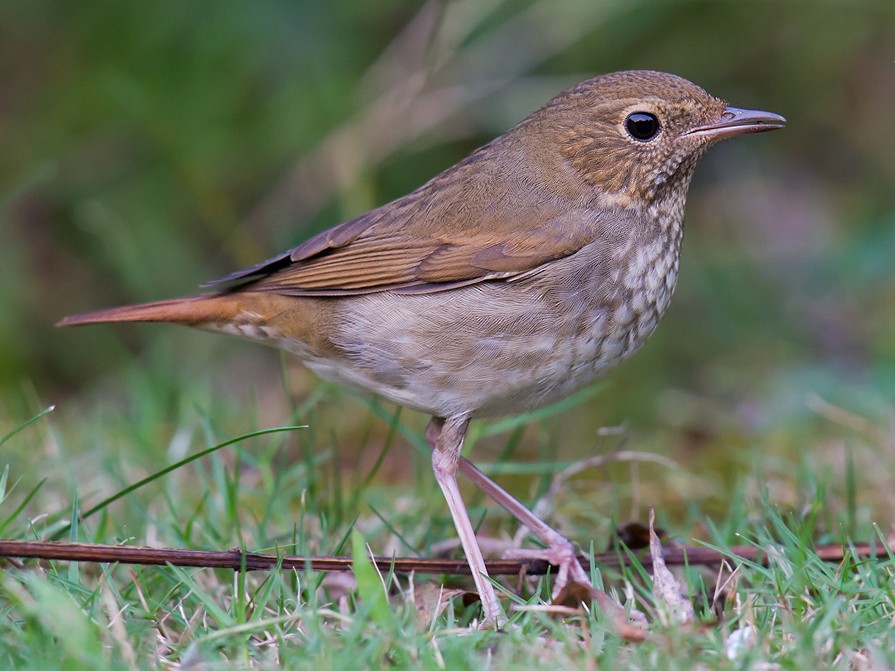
[1,368,893,670]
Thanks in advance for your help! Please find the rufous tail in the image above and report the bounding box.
[57,293,241,327]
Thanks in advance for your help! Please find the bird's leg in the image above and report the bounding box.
[428,416,506,627]
[460,459,640,623]
[425,420,618,612]
[455,458,591,593]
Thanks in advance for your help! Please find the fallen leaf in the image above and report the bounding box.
[649,507,695,625]
[412,582,468,627]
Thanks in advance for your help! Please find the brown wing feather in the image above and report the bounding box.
[207,138,598,296]
[239,208,594,296]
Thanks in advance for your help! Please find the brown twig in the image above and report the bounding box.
[0,539,884,575]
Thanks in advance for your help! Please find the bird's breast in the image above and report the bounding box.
[594,224,683,363]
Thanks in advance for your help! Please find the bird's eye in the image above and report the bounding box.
[625,112,660,141]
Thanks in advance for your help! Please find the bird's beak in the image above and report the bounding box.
[687,106,786,141]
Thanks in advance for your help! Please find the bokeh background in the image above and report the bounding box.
[1,1,894,529]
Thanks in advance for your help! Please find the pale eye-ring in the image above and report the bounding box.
[625,112,660,141]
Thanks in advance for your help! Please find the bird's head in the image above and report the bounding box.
[536,70,785,207]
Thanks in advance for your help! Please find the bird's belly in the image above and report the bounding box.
[305,329,583,418]
[289,268,678,418]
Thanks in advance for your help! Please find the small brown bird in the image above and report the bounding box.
[60,70,784,627]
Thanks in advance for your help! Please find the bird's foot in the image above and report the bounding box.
[503,538,593,599]
[503,544,648,640]
[502,541,589,599]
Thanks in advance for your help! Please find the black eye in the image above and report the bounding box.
[625,112,660,141]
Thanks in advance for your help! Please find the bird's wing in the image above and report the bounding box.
[206,198,598,297]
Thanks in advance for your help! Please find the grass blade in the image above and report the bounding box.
[48,425,305,540]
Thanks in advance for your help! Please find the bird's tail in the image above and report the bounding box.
[57,293,242,328]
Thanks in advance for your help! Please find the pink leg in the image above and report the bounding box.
[428,416,506,627]
[425,419,619,613]
[457,458,592,594]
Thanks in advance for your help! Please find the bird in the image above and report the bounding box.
[59,70,785,628]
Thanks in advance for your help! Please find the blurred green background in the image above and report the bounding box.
[1,0,894,521]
